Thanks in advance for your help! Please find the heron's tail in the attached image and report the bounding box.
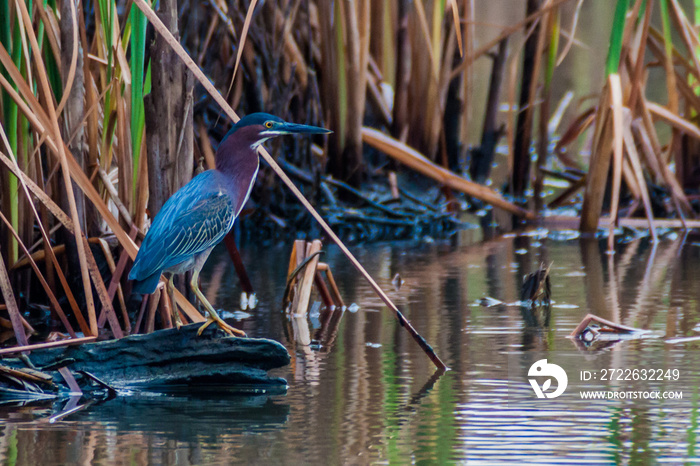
[129,268,162,295]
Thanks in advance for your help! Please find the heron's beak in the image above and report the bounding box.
[277,122,333,135]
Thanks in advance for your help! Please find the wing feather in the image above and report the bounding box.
[129,171,236,280]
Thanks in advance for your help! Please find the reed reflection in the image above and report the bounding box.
[2,236,700,464]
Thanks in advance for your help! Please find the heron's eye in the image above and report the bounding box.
[265,121,273,129]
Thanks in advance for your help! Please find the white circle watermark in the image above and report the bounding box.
[528,359,568,399]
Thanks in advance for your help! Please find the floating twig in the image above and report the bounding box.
[570,313,655,343]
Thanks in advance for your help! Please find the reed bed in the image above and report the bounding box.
[0,0,698,346]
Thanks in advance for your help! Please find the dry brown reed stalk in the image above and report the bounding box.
[0,336,97,356]
[362,127,535,219]
[226,0,258,98]
[0,132,92,337]
[0,0,209,342]
[458,0,474,146]
[319,0,464,182]
[557,1,700,237]
[607,74,625,248]
[450,0,574,80]
[316,0,370,185]
[16,0,97,334]
[0,209,75,337]
[0,43,139,255]
[580,78,613,234]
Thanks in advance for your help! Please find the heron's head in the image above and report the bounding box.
[221,113,331,151]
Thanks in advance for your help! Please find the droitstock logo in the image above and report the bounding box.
[528,359,568,399]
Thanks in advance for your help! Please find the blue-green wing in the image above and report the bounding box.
[130,171,236,283]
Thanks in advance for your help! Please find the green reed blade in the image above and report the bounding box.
[545,8,560,91]
[130,2,147,190]
[2,7,25,264]
[606,0,629,75]
[659,0,674,62]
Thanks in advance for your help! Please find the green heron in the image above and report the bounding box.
[129,113,331,336]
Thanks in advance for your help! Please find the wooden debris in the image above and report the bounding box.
[519,263,552,328]
[520,263,551,304]
[0,365,55,387]
[0,325,289,404]
[293,240,322,317]
[570,314,655,343]
[281,239,348,358]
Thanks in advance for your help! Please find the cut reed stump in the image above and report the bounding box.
[9,324,290,389]
[283,239,344,315]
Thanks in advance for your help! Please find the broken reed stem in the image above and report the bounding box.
[133,0,448,371]
[0,336,97,356]
[362,127,533,219]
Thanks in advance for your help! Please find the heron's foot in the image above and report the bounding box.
[171,306,183,330]
[173,316,183,330]
[197,310,246,337]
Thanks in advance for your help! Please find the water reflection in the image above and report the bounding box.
[0,391,289,465]
[2,233,700,463]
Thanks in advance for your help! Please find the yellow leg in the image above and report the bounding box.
[190,269,246,337]
[167,276,183,329]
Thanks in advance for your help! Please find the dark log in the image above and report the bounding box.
[16,324,290,388]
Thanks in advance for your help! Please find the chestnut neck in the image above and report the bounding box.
[215,125,260,178]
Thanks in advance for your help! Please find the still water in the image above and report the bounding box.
[1,230,700,464]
